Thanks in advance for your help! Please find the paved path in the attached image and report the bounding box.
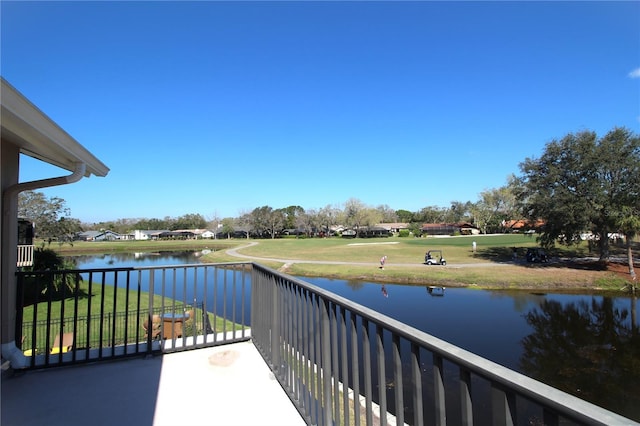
[225,241,507,268]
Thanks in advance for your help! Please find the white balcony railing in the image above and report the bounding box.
[17,244,34,267]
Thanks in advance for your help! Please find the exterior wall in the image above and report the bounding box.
[134,230,150,240]
[1,141,20,345]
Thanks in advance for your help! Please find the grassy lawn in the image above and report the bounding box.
[201,234,635,291]
[225,234,546,263]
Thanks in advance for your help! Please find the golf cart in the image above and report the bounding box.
[424,250,446,265]
[526,248,548,263]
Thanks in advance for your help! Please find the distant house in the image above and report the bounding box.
[502,219,545,233]
[358,226,392,238]
[281,229,306,236]
[377,223,409,234]
[330,225,346,235]
[341,229,357,238]
[158,230,195,239]
[200,230,215,239]
[457,222,481,235]
[340,227,392,238]
[421,223,479,236]
[133,230,169,240]
[76,230,121,241]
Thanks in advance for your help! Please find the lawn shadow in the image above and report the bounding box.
[472,244,633,272]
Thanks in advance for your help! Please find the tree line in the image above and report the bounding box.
[18,127,639,280]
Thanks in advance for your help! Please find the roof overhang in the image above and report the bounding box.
[1,77,109,178]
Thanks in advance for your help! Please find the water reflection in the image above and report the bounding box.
[70,251,201,268]
[521,296,640,418]
[426,286,445,297]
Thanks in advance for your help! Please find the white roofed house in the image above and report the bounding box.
[200,230,215,238]
[133,229,169,240]
[75,230,121,241]
[1,78,109,369]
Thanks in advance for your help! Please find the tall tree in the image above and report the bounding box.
[395,209,414,223]
[136,217,171,230]
[376,204,398,223]
[343,198,367,232]
[235,212,252,239]
[471,185,516,234]
[281,205,305,230]
[250,206,283,239]
[445,201,473,223]
[220,217,235,239]
[515,127,640,261]
[616,207,639,288]
[172,213,207,230]
[318,204,340,236]
[414,205,447,224]
[18,190,81,243]
[296,208,319,236]
[208,211,221,239]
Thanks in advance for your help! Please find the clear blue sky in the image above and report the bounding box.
[2,1,639,223]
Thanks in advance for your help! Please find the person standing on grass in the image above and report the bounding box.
[380,255,387,269]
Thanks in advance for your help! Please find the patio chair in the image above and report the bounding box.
[50,332,74,354]
[143,314,162,340]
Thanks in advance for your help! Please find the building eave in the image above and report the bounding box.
[1,77,109,178]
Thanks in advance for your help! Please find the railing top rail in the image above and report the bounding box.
[252,263,634,425]
[15,261,250,276]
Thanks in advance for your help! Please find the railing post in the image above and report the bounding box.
[411,342,423,425]
[340,307,350,426]
[492,383,516,426]
[350,313,361,426]
[320,298,333,426]
[433,353,446,425]
[392,334,404,426]
[146,269,155,354]
[330,304,340,425]
[542,408,559,426]
[362,318,373,426]
[271,275,281,374]
[377,324,387,426]
[460,368,473,426]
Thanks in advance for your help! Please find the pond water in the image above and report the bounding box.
[69,252,640,422]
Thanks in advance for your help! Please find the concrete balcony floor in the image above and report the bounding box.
[1,341,306,426]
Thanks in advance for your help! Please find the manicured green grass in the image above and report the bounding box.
[233,234,547,264]
[201,235,630,290]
